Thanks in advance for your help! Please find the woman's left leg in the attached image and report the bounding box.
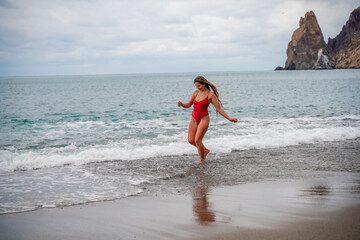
[195,116,209,162]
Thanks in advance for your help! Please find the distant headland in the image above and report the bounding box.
[275,6,360,70]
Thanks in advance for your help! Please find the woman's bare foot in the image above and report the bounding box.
[197,149,210,164]
[204,148,210,159]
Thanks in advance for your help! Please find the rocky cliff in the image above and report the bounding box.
[327,7,360,69]
[277,7,360,70]
[284,11,335,70]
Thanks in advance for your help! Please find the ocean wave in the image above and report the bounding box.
[0,115,359,172]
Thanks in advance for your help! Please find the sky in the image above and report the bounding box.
[0,0,358,76]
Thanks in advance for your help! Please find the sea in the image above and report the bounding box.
[0,70,359,214]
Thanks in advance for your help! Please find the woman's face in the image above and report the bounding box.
[195,82,206,91]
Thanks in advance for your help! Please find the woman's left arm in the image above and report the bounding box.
[210,93,238,123]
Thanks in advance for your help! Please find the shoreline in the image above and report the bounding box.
[1,138,359,216]
[1,172,359,240]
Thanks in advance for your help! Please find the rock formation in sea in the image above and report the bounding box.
[327,7,360,69]
[284,11,335,70]
[276,7,359,70]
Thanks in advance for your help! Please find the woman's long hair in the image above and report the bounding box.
[194,76,223,108]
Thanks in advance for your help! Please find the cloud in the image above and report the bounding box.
[0,0,358,76]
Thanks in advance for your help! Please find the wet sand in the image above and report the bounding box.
[195,205,360,240]
[0,173,359,240]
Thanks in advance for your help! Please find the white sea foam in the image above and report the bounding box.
[128,178,154,186]
[0,116,359,172]
[208,126,360,153]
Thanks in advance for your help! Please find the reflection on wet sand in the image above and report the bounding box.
[192,187,215,225]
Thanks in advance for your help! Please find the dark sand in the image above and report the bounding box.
[1,173,359,240]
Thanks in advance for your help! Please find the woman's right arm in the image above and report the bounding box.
[178,91,197,108]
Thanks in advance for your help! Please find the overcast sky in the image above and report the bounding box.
[0,0,358,76]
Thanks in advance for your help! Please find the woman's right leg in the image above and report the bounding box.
[188,118,197,147]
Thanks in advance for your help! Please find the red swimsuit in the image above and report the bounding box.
[192,93,210,124]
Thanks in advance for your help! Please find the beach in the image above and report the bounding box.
[1,171,359,240]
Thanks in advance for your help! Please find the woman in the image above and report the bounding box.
[178,76,238,163]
